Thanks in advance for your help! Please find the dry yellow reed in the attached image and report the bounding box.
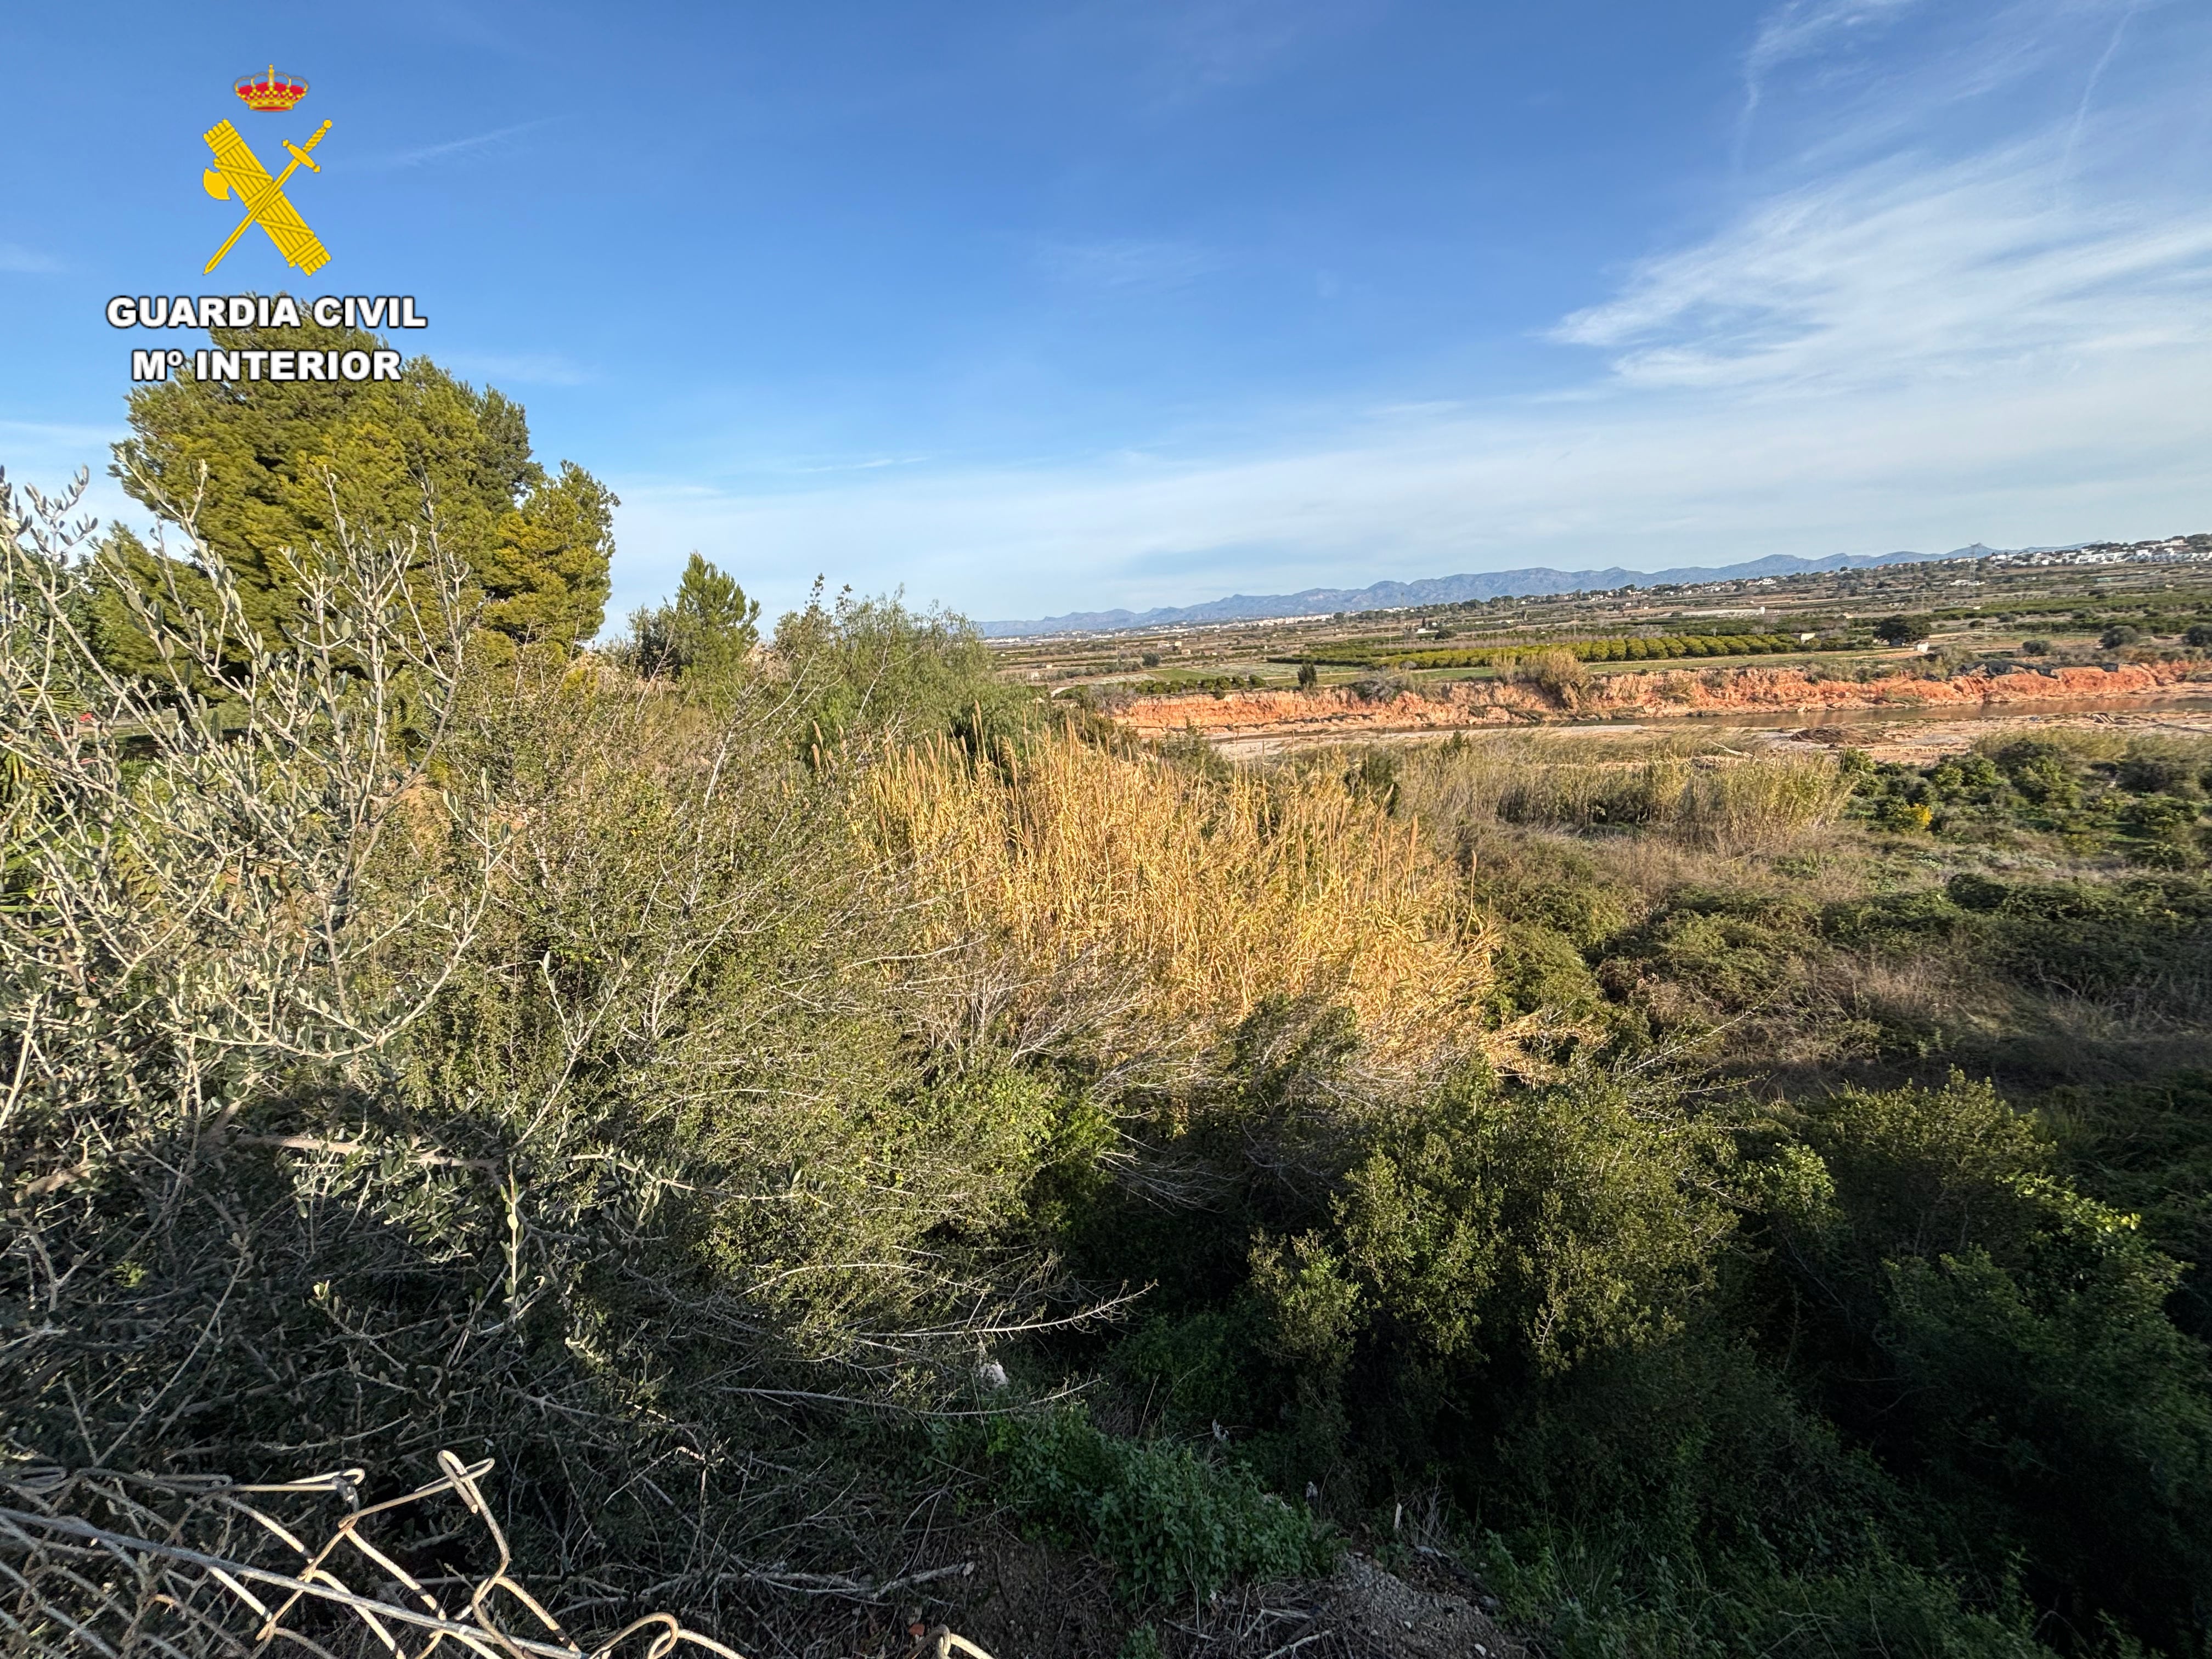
[1396,735,1852,855]
[864,732,1491,1070]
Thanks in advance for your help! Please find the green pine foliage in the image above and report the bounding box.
[622,551,763,680]
[100,310,614,669]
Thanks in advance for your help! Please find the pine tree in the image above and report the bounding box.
[98,311,614,669]
[627,553,760,680]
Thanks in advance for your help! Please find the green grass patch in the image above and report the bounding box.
[945,1406,1335,1606]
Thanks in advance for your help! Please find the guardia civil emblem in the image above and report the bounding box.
[201,68,332,276]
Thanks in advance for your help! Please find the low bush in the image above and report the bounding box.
[1498,647,1589,701]
[1759,1079,2212,1649]
[1846,733,2212,864]
[952,1408,1334,1606]
[1351,669,1412,702]
[1483,1527,2046,1659]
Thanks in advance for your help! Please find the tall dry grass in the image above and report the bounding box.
[1397,733,1854,856]
[865,731,1492,1077]
[1686,754,1859,855]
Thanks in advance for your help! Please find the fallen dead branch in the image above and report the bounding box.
[0,1450,1000,1659]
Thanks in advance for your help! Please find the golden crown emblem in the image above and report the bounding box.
[234,66,308,112]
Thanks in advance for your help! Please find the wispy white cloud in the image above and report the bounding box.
[610,0,2212,625]
[1742,0,1922,112]
[785,455,932,474]
[1550,145,2212,392]
[611,331,2212,623]
[0,244,63,274]
[2058,0,2144,196]
[1034,237,1223,292]
[1732,0,2150,176]
[1563,0,2212,395]
[353,119,553,173]
[1131,0,1383,98]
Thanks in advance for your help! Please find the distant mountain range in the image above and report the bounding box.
[979,545,2016,638]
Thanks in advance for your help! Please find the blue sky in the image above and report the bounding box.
[4,1,2210,626]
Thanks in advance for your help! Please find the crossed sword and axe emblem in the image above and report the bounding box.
[201,117,333,275]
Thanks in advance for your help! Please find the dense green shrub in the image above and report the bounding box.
[2119,752,2209,797]
[1846,736,2212,864]
[2040,1070,2212,1338]
[773,580,1032,749]
[955,1408,1334,1605]
[1330,1069,1735,1376]
[1758,1079,2212,1649]
[0,476,1105,1618]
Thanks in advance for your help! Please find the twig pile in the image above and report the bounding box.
[2,1449,985,1659]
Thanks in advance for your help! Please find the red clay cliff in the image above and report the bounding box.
[1107,659,2211,742]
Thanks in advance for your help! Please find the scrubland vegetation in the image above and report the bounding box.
[5,345,2211,1658]
[1311,632,1815,671]
[992,534,2212,698]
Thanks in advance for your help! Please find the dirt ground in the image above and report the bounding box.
[1214,704,2212,764]
[794,1530,1528,1659]
[929,1539,1524,1659]
[1125,656,2212,759]
[1764,706,2212,764]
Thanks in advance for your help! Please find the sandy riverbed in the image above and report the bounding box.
[1203,699,2212,763]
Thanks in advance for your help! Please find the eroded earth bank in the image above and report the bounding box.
[1107,657,2212,746]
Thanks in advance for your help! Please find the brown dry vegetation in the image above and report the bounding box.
[864,732,1493,1081]
[1390,725,2212,1093]
[1393,731,1855,857]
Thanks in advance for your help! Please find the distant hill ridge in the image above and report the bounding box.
[980,544,2017,638]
